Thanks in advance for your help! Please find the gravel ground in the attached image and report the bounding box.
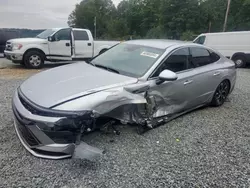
[0,59,250,187]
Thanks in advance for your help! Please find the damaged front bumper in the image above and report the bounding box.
[12,90,103,160]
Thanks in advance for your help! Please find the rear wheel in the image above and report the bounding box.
[99,49,107,55]
[232,55,246,68]
[24,50,45,69]
[211,80,230,107]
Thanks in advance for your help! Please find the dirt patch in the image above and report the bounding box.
[0,59,68,79]
[0,65,45,79]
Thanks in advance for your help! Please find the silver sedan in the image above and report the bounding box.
[12,40,236,160]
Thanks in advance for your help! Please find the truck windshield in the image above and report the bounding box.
[91,43,164,78]
[36,29,56,39]
[193,36,206,44]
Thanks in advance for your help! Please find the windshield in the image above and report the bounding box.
[36,29,56,39]
[91,43,164,78]
[193,36,206,44]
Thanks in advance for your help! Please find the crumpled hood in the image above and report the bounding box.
[8,38,47,44]
[20,62,138,108]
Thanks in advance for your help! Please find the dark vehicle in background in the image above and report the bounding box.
[0,29,44,54]
[0,30,20,54]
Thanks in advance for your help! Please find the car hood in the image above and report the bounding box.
[8,38,47,44]
[20,62,138,108]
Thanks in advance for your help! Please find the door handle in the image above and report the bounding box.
[184,80,193,85]
[65,43,70,47]
[213,72,221,76]
[88,43,92,46]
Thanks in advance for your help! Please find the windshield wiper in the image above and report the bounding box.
[94,64,120,74]
[87,61,96,66]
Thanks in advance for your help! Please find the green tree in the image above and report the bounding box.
[68,0,250,40]
[68,0,116,38]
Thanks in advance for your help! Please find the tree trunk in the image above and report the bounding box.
[223,0,231,32]
[208,21,212,33]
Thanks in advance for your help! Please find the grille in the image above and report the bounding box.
[14,108,40,147]
[5,42,12,51]
[16,120,40,147]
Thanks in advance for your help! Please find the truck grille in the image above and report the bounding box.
[5,42,12,51]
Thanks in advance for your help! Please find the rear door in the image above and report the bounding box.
[73,29,93,58]
[190,47,222,104]
[48,28,72,60]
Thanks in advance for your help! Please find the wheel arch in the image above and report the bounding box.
[23,48,46,61]
[231,52,246,60]
[213,78,232,96]
[96,44,111,55]
[98,48,108,55]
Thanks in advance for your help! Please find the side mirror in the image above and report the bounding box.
[156,70,178,85]
[48,36,53,42]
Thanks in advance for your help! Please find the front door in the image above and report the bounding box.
[48,28,72,60]
[148,47,197,118]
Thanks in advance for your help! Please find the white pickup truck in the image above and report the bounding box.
[4,28,120,68]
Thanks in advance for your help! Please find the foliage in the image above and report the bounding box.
[68,0,250,40]
[180,30,196,41]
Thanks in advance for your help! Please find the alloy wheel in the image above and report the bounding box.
[214,81,230,105]
[235,59,243,67]
[29,55,41,67]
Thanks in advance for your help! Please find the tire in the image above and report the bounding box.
[232,55,246,68]
[24,50,45,69]
[211,80,230,107]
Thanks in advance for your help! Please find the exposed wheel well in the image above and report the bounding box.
[231,52,246,60]
[23,48,46,61]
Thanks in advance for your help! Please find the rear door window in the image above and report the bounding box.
[73,30,89,40]
[209,50,221,63]
[190,47,212,67]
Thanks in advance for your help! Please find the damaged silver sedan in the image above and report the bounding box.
[12,40,236,160]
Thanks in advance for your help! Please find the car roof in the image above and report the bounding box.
[124,39,190,49]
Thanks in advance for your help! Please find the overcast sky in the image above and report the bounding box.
[0,0,122,29]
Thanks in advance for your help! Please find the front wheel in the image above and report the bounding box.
[211,80,230,107]
[24,51,45,69]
